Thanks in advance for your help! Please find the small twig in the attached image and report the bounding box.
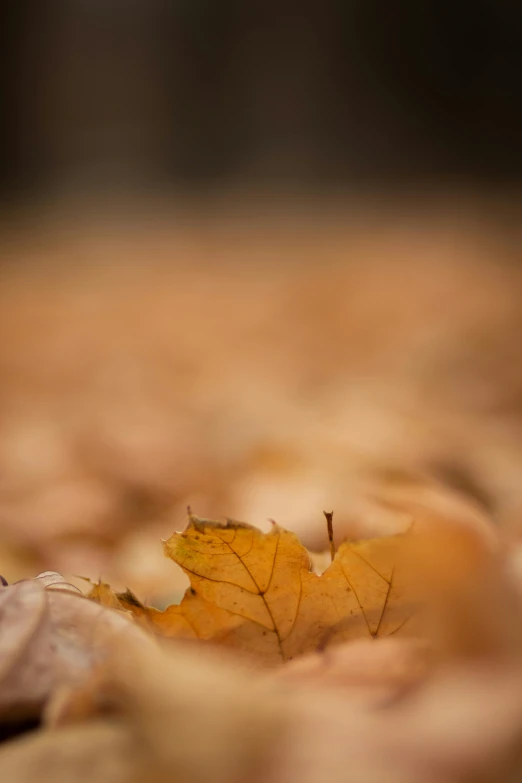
[323,510,336,562]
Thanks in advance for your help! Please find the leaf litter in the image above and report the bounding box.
[2,508,522,782]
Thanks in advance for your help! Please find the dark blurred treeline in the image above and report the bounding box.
[1,0,521,196]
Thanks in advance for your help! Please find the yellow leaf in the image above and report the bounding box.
[82,578,128,612]
[119,513,417,664]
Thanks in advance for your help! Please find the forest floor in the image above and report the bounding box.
[1,196,522,782]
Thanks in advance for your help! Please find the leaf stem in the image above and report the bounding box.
[323,510,336,562]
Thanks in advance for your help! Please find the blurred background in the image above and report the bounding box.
[0,1,521,605]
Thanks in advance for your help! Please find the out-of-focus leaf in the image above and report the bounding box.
[31,571,83,595]
[0,578,152,721]
[0,722,140,783]
[82,578,130,611]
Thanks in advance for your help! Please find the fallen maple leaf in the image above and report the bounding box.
[92,512,417,664]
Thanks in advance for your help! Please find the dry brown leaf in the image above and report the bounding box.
[40,637,291,783]
[272,637,432,697]
[108,512,417,664]
[0,578,153,721]
[0,722,140,783]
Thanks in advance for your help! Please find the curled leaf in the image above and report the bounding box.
[32,571,83,595]
[0,578,153,721]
